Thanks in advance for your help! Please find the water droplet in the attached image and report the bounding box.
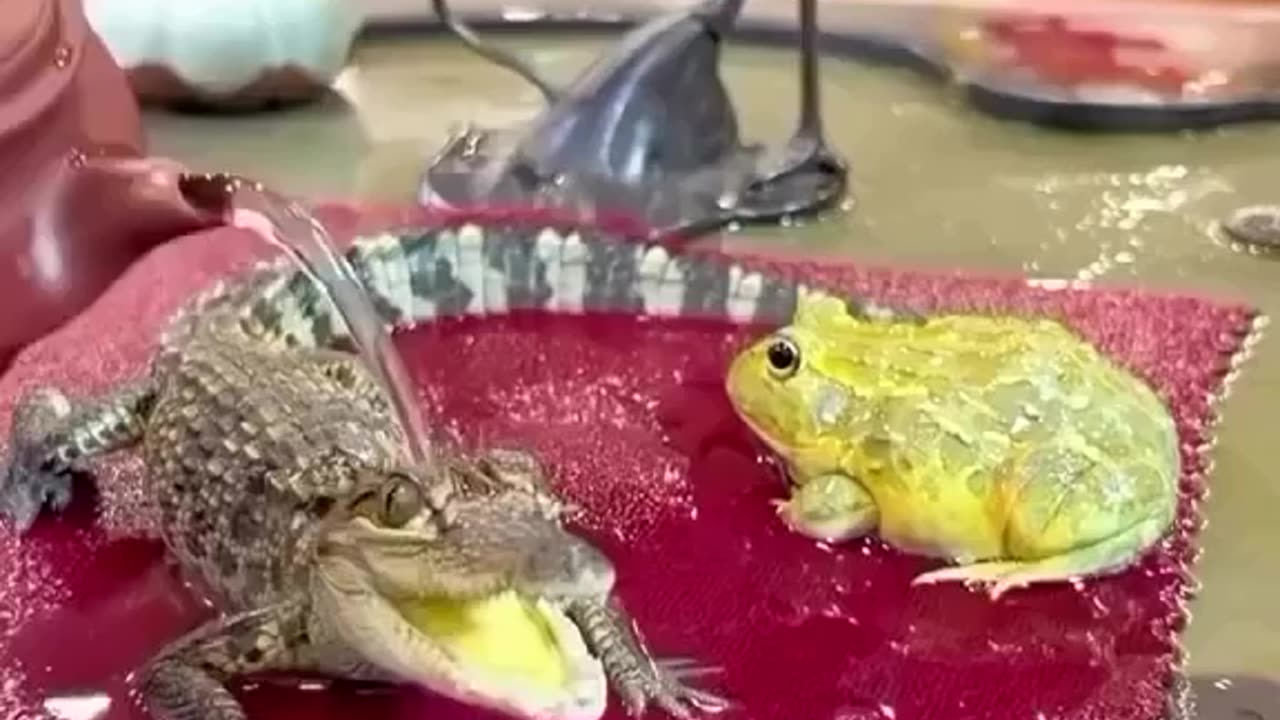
[298,679,329,691]
[42,693,110,720]
[67,148,86,168]
[53,45,73,68]
[1213,677,1233,690]
[879,704,897,719]
[1113,250,1136,264]
[500,6,546,22]
[1089,594,1111,617]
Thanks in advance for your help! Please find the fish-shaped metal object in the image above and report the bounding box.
[418,0,849,240]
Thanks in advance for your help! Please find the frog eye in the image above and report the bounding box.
[765,337,801,379]
[380,473,424,528]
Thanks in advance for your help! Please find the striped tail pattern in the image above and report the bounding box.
[166,222,910,357]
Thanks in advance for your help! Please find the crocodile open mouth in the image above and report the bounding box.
[313,559,608,720]
[390,590,607,720]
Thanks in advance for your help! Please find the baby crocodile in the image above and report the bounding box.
[725,291,1181,599]
[0,222,807,720]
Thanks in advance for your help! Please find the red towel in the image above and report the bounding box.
[0,204,1259,720]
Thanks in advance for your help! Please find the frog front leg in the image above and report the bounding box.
[776,472,879,543]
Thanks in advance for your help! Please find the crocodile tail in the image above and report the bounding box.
[232,222,916,353]
[160,255,298,353]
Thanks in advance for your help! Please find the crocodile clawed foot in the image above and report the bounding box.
[618,656,733,719]
[1,387,76,534]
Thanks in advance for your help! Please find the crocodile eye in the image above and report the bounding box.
[381,474,424,528]
[766,337,801,379]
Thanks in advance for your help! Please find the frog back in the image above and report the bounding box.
[846,314,1179,558]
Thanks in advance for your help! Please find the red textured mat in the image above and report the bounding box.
[0,205,1260,720]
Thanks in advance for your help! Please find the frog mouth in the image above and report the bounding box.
[742,416,781,452]
[734,409,800,464]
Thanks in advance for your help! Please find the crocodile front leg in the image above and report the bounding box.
[140,600,306,720]
[566,597,730,719]
[465,448,727,716]
[0,382,155,533]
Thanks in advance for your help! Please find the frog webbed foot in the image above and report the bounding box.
[911,515,1169,599]
[775,472,878,543]
[911,560,1031,600]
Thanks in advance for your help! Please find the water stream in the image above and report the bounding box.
[189,174,437,468]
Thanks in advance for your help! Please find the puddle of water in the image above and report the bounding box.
[1185,674,1280,720]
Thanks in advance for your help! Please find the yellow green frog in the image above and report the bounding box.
[724,291,1180,598]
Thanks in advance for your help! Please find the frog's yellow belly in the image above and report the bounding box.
[873,481,1007,562]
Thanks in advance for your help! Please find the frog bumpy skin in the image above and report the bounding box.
[725,291,1179,599]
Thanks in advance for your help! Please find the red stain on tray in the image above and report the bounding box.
[0,205,1257,720]
[983,14,1191,95]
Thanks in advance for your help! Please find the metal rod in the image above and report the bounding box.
[797,0,822,139]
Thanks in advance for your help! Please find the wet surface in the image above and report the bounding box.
[0,207,1257,719]
[1184,674,1280,720]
